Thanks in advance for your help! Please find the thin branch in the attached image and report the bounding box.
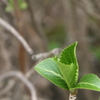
[0,17,34,55]
[2,0,8,5]
[25,48,62,78]
[32,48,62,60]
[80,0,100,20]
[26,0,47,45]
[69,94,76,100]
[0,79,15,96]
[0,71,37,100]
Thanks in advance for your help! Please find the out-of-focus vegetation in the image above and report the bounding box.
[45,22,66,50]
[0,0,100,100]
[5,0,28,12]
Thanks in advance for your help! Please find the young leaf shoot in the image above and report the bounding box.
[34,42,100,100]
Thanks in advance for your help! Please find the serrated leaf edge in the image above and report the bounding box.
[74,82,100,91]
[73,73,100,91]
[59,41,78,65]
[59,42,79,85]
[79,73,100,82]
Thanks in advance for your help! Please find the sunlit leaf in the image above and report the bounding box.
[74,74,100,91]
[34,58,69,90]
[59,42,78,65]
[55,61,78,88]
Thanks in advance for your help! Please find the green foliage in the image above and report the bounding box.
[5,0,28,12]
[74,74,100,91]
[56,62,77,89]
[54,42,78,91]
[48,41,60,50]
[34,42,100,94]
[45,22,66,50]
[5,0,13,12]
[91,47,100,60]
[5,6,13,12]
[35,58,68,90]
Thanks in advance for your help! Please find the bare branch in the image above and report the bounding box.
[0,17,34,55]
[69,94,76,100]
[32,48,62,60]
[0,79,15,96]
[0,71,37,100]
[80,0,100,20]
[2,0,8,5]
[25,48,62,78]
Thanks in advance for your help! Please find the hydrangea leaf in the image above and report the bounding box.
[74,74,100,91]
[54,60,78,89]
[59,42,78,66]
[34,41,100,93]
[58,42,79,87]
[34,58,69,90]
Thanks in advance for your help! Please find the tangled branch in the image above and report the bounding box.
[0,71,37,100]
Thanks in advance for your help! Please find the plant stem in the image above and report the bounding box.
[69,94,76,100]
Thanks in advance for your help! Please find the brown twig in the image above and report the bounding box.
[13,0,26,73]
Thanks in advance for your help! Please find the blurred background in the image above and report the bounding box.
[0,0,100,100]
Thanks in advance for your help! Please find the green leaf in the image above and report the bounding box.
[74,74,100,91]
[5,6,13,12]
[18,0,28,10]
[34,58,69,90]
[59,42,78,65]
[9,0,14,6]
[58,42,79,88]
[55,61,78,89]
[5,0,14,12]
[20,2,28,10]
